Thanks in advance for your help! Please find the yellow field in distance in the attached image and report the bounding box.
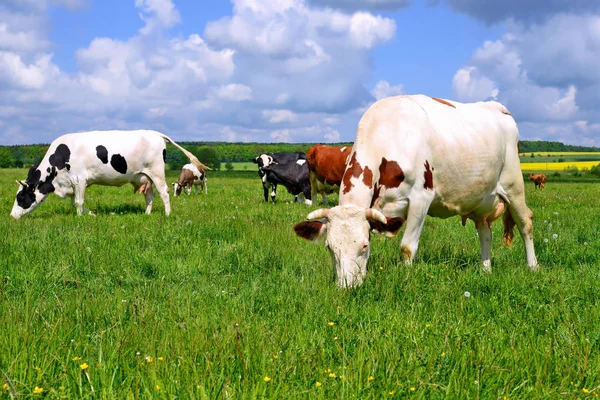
[519,152,600,156]
[521,161,600,171]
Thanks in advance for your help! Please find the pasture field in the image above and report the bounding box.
[1,168,600,399]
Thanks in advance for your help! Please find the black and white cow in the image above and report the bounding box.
[172,163,207,196]
[10,130,208,219]
[252,152,305,203]
[261,158,312,205]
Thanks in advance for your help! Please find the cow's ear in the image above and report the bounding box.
[294,220,327,241]
[252,157,259,164]
[369,217,404,238]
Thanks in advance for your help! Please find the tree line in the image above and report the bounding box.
[1,140,594,169]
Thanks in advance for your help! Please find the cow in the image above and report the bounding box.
[10,130,208,219]
[172,163,207,196]
[261,158,312,205]
[529,173,546,190]
[306,144,352,205]
[252,152,305,203]
[294,95,538,288]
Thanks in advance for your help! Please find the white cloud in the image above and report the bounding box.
[262,109,298,123]
[371,80,404,100]
[349,12,396,48]
[323,127,340,141]
[214,84,253,102]
[136,0,181,34]
[270,129,292,142]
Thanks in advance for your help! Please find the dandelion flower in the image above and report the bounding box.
[33,387,44,394]
[328,321,335,326]
[80,363,89,370]
[145,356,153,363]
[544,238,549,243]
[158,357,164,361]
[156,385,161,391]
[583,388,590,393]
[441,352,446,357]
[72,356,81,361]
[2,384,9,391]
[389,391,395,395]
[329,373,336,378]
[552,234,558,239]
[464,291,471,298]
[316,381,322,387]
[325,368,331,373]
[584,242,588,246]
[425,323,431,328]
[273,355,279,359]
[264,376,271,383]
[368,376,375,382]
[59,386,65,391]
[410,387,416,391]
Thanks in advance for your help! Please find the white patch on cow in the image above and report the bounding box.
[340,147,347,152]
[259,154,273,167]
[296,159,306,166]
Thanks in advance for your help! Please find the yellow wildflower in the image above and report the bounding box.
[425,323,432,328]
[583,388,590,394]
[34,366,41,372]
[368,376,375,381]
[33,387,44,394]
[329,373,336,378]
[389,391,395,395]
[273,355,279,359]
[59,386,65,391]
[2,384,9,391]
[156,385,161,391]
[328,321,335,326]
[264,376,271,383]
[325,368,331,373]
[72,356,81,361]
[316,381,322,387]
[80,363,89,370]
[441,352,446,357]
[145,356,153,363]
[410,387,416,392]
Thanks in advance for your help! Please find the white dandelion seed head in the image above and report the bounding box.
[544,238,549,243]
[553,212,558,215]
[584,242,588,246]
[464,291,471,298]
[548,223,553,228]
[552,234,558,239]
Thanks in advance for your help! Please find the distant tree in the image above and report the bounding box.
[225,162,234,171]
[0,147,13,168]
[591,164,600,177]
[530,153,535,158]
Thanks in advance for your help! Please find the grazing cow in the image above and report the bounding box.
[294,95,538,287]
[529,173,546,189]
[252,152,305,202]
[10,130,208,219]
[306,144,352,205]
[261,158,312,205]
[173,163,207,196]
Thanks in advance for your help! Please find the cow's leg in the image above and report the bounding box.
[505,197,538,269]
[271,183,277,203]
[477,224,493,273]
[143,172,170,215]
[73,182,93,216]
[321,192,329,206]
[399,192,433,263]
[194,184,199,195]
[204,179,207,194]
[303,185,313,206]
[144,185,155,214]
[186,185,192,195]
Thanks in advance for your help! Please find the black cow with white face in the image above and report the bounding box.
[11,130,207,218]
[261,158,312,205]
[252,152,306,203]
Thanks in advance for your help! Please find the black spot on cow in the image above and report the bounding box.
[48,144,71,170]
[162,149,166,163]
[110,154,128,174]
[46,167,51,173]
[16,164,57,209]
[96,145,109,164]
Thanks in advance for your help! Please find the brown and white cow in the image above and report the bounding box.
[294,95,538,287]
[529,173,546,190]
[306,144,352,205]
[173,163,207,196]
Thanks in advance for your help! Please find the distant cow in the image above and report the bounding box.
[173,163,207,196]
[252,152,305,202]
[306,144,352,205]
[294,95,538,287]
[261,158,312,205]
[529,173,546,189]
[10,130,208,219]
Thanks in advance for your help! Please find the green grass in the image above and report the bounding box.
[1,169,600,398]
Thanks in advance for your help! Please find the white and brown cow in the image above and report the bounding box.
[294,95,538,287]
[306,144,352,205]
[10,130,208,219]
[173,163,207,196]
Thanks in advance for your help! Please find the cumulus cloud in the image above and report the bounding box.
[307,0,411,12]
[453,12,600,145]
[371,80,404,101]
[433,0,600,24]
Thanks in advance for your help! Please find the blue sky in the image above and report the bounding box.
[0,0,599,145]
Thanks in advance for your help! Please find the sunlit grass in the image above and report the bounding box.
[1,168,600,398]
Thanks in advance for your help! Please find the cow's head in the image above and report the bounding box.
[172,182,184,197]
[294,205,404,288]
[252,154,274,168]
[11,164,56,219]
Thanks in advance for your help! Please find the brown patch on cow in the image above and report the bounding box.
[342,152,367,194]
[432,97,456,109]
[423,160,434,190]
[378,158,404,188]
[369,216,405,237]
[370,184,381,208]
[517,141,521,154]
[178,168,196,185]
[294,221,324,241]
[502,210,515,247]
[502,109,512,116]
[362,166,373,188]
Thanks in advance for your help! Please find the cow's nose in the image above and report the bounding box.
[10,213,19,220]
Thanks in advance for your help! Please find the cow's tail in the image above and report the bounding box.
[158,133,211,171]
[502,208,515,247]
